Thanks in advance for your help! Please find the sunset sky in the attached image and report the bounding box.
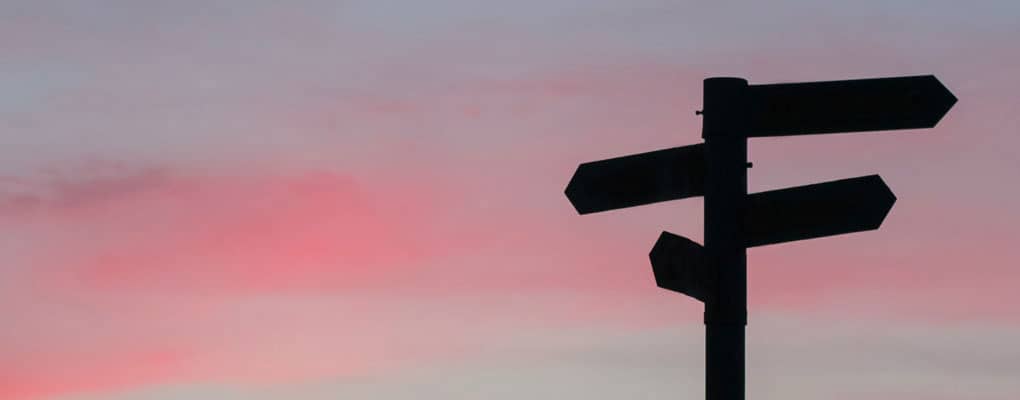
[2,1,1019,399]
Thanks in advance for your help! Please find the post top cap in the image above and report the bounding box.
[704,77,748,84]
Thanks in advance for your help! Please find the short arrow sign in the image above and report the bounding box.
[746,174,897,247]
[649,231,707,301]
[747,75,957,137]
[565,144,705,214]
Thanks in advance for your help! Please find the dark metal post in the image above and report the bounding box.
[701,77,749,400]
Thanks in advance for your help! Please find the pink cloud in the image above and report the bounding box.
[0,161,459,399]
[1,347,194,400]
[1,162,448,295]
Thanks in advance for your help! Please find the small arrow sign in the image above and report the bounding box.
[746,175,896,247]
[649,231,707,301]
[747,75,957,137]
[565,144,705,214]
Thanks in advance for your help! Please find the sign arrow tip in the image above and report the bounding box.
[925,75,958,128]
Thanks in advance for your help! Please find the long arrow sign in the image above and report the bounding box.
[565,144,705,214]
[747,75,957,137]
[745,174,896,247]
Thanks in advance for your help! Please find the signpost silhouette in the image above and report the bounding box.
[565,144,705,214]
[564,75,956,400]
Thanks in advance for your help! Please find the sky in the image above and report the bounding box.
[2,1,1019,399]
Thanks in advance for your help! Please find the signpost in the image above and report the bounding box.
[745,175,897,247]
[650,231,707,301]
[565,144,705,214]
[563,74,956,400]
[746,75,957,136]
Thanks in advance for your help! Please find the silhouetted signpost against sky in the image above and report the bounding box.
[564,75,956,400]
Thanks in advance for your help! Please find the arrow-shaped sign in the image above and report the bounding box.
[565,144,705,214]
[746,75,957,137]
[649,231,707,301]
[746,175,896,247]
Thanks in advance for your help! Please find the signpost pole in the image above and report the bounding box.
[702,77,749,400]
